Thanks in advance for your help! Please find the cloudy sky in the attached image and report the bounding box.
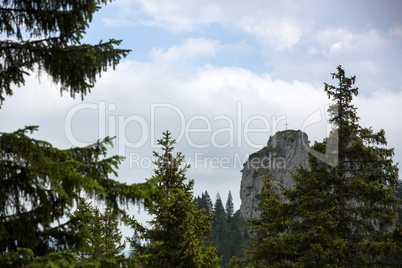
[1,0,402,212]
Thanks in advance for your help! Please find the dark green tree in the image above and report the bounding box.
[210,192,232,266]
[248,66,400,267]
[67,200,97,261]
[214,192,226,227]
[195,194,206,214]
[195,191,214,216]
[0,128,155,266]
[67,200,128,267]
[126,131,220,267]
[101,205,125,260]
[0,0,158,266]
[395,179,402,224]
[0,0,130,105]
[196,193,252,267]
[226,191,234,221]
[226,256,246,268]
[204,191,214,216]
[228,211,252,264]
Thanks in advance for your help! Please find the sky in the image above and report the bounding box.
[1,0,402,215]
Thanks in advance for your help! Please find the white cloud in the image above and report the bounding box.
[316,28,388,56]
[105,0,310,50]
[356,90,402,157]
[127,0,222,31]
[389,25,402,38]
[238,16,302,50]
[172,65,326,117]
[150,38,222,63]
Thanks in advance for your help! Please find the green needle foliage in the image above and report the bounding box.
[195,192,252,267]
[248,66,401,267]
[125,131,220,268]
[67,200,132,267]
[0,126,158,266]
[0,0,154,266]
[0,0,131,105]
[195,191,214,216]
[226,191,235,222]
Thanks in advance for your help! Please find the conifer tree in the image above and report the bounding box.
[0,128,156,266]
[126,131,220,267]
[226,191,234,221]
[227,256,246,268]
[0,1,158,266]
[248,66,400,267]
[195,191,214,216]
[0,0,130,105]
[67,200,97,261]
[210,192,232,266]
[214,192,226,226]
[67,200,128,266]
[195,193,207,215]
[89,205,125,261]
[205,191,214,216]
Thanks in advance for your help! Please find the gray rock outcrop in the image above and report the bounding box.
[239,130,309,221]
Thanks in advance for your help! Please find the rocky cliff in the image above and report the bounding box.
[239,130,309,220]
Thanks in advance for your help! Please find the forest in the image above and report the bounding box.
[1,0,402,267]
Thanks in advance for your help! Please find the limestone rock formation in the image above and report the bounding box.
[239,130,309,220]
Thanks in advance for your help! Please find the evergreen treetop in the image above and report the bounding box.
[66,200,131,267]
[214,192,226,223]
[226,191,234,221]
[248,66,401,267]
[0,0,154,266]
[126,131,220,268]
[0,126,158,257]
[204,191,214,216]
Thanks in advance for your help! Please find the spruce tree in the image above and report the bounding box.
[211,192,232,266]
[214,192,226,226]
[196,191,214,216]
[0,0,130,105]
[125,131,220,267]
[227,256,246,268]
[248,66,400,267]
[226,191,234,221]
[0,128,156,266]
[67,200,129,267]
[205,191,214,216]
[0,1,158,266]
[195,193,207,215]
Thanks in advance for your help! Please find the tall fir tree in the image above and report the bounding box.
[214,192,226,227]
[95,205,125,260]
[204,191,214,216]
[0,1,158,266]
[226,191,234,221]
[211,192,232,266]
[195,191,214,216]
[248,66,400,267]
[125,131,220,268]
[0,128,156,266]
[67,200,130,267]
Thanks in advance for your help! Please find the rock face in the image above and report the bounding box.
[239,130,309,221]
